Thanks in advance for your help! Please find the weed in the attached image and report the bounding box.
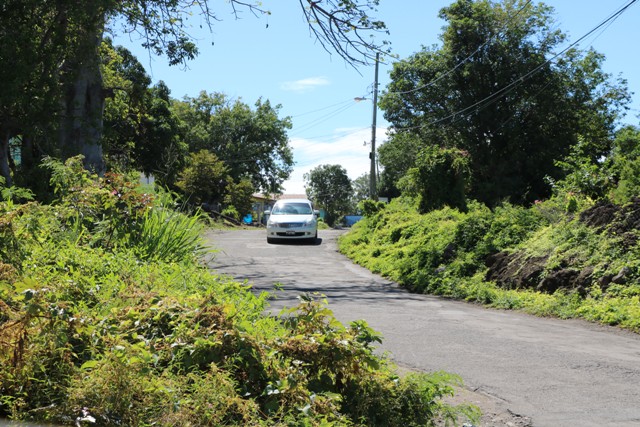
[339,197,640,332]
[0,160,476,426]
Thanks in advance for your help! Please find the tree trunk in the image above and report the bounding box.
[0,129,12,187]
[20,134,34,172]
[59,20,105,174]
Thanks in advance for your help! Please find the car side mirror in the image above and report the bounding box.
[313,210,320,216]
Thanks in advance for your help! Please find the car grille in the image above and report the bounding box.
[276,232,306,237]
[279,223,304,228]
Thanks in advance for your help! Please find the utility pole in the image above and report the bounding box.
[369,52,379,200]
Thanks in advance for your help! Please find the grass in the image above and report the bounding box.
[339,196,640,332]
[0,160,480,426]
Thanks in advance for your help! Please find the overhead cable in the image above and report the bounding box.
[386,0,533,97]
[393,0,638,132]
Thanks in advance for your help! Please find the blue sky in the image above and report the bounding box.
[112,1,640,194]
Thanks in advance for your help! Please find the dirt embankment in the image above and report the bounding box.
[485,198,640,294]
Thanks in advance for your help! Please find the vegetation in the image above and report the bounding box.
[305,164,354,226]
[1,0,389,207]
[0,0,389,181]
[335,0,640,334]
[397,147,471,213]
[173,92,294,194]
[1,0,639,422]
[378,0,629,206]
[351,173,372,207]
[0,158,478,426]
[340,190,640,332]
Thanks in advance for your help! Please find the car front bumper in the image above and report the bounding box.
[266,222,317,239]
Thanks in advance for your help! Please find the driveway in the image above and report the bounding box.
[205,228,640,427]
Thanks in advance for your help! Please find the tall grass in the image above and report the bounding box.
[133,207,206,263]
[1,159,480,426]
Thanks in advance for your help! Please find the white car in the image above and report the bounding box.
[266,199,319,243]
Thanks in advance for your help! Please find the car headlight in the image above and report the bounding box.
[303,219,316,226]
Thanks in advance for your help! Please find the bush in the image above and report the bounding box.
[175,150,229,205]
[0,158,477,426]
[223,178,254,220]
[611,156,640,204]
[398,146,470,213]
[339,196,640,332]
[359,199,386,217]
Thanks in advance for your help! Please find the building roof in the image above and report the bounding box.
[277,193,308,200]
[252,193,310,202]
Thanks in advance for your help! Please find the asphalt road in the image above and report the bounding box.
[205,228,640,427]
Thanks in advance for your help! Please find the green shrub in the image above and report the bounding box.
[398,146,470,213]
[132,206,206,263]
[223,178,254,220]
[611,156,640,204]
[176,150,229,205]
[339,196,640,332]
[359,199,386,217]
[221,205,240,221]
[0,163,477,425]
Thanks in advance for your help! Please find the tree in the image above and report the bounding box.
[224,178,255,221]
[398,147,471,213]
[377,133,423,199]
[100,39,152,170]
[101,41,188,187]
[378,0,629,206]
[175,150,229,205]
[0,0,70,187]
[174,92,294,193]
[352,173,371,208]
[304,164,353,226]
[1,1,389,188]
[608,125,640,204]
[135,83,188,188]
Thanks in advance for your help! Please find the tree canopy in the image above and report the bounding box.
[305,164,353,226]
[0,0,388,196]
[173,93,294,194]
[378,0,630,207]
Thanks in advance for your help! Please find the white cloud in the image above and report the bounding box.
[282,127,387,194]
[280,76,330,93]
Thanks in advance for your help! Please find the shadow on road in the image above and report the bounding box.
[267,238,323,246]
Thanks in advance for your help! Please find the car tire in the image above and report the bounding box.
[307,232,318,244]
[267,237,276,244]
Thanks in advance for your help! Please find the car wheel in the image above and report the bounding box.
[267,237,275,244]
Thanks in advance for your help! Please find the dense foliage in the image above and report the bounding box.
[377,0,630,206]
[0,159,479,426]
[304,164,354,226]
[0,0,385,185]
[398,147,471,213]
[341,192,640,331]
[173,92,294,194]
[345,2,639,326]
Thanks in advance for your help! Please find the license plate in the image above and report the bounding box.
[286,230,296,235]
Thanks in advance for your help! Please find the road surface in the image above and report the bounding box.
[204,229,640,427]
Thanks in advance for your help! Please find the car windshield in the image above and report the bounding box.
[272,202,312,215]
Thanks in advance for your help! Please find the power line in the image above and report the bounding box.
[290,98,356,118]
[289,126,371,142]
[385,0,533,97]
[391,0,638,133]
[290,100,360,136]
